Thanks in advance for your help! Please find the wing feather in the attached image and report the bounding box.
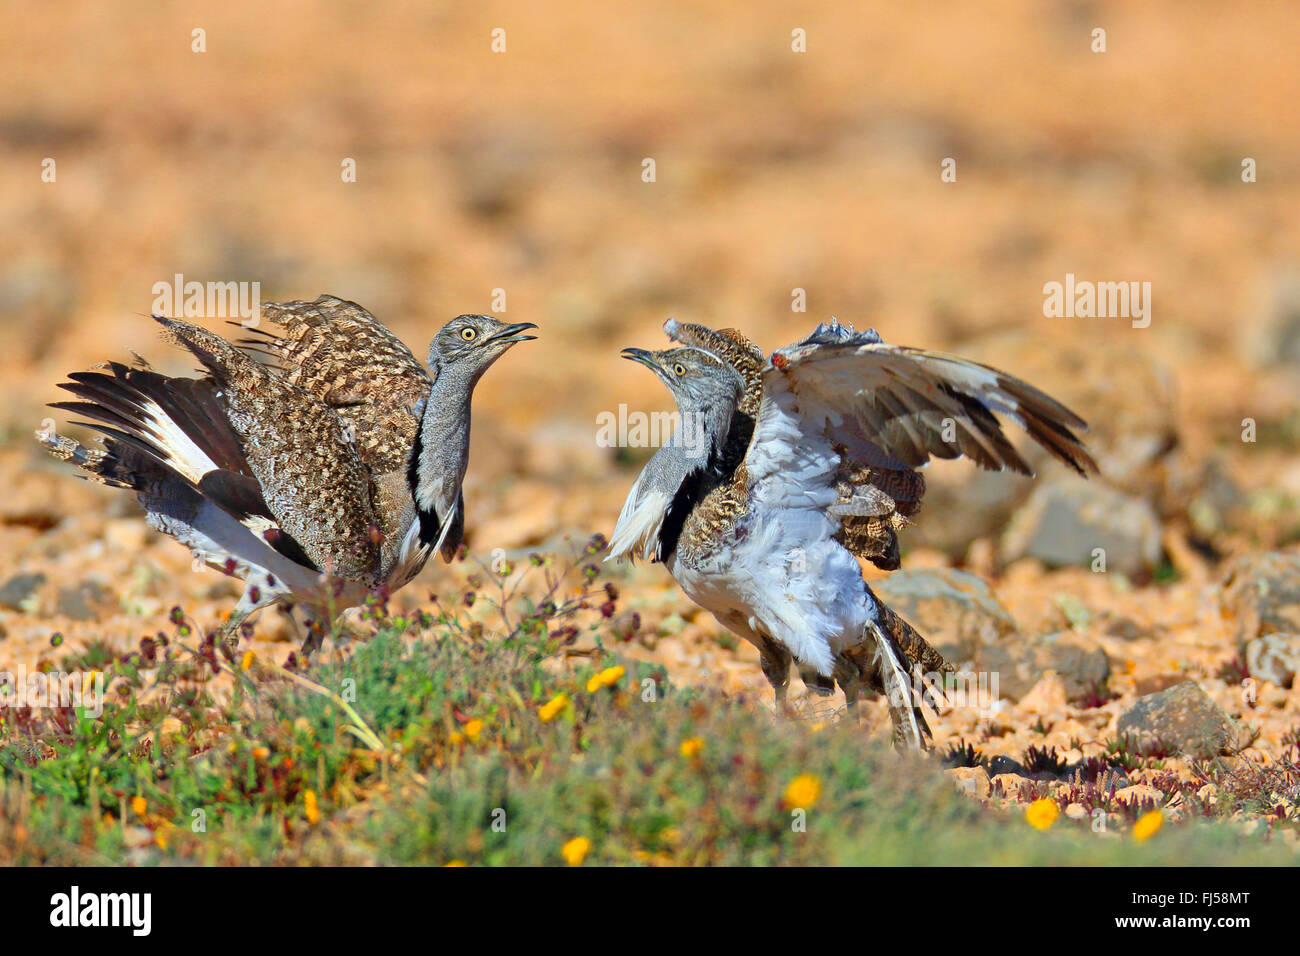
[747,320,1096,569]
[764,321,1096,478]
[233,295,432,477]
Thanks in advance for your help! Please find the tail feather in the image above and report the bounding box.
[868,620,927,751]
[836,598,953,751]
[40,357,320,576]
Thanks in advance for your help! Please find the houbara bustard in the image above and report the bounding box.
[610,318,1096,749]
[40,295,536,648]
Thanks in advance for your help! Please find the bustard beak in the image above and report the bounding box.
[621,347,679,389]
[620,347,659,369]
[487,321,539,345]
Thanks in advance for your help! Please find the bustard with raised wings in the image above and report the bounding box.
[40,295,535,648]
[609,318,1095,749]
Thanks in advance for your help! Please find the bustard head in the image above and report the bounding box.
[621,345,744,462]
[428,314,538,383]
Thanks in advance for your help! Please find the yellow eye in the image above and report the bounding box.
[673,363,687,376]
[460,327,477,341]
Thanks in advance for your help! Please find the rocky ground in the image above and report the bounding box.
[2,2,1300,844]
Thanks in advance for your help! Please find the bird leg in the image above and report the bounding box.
[215,585,269,655]
[757,637,794,716]
[799,664,837,698]
[838,677,863,723]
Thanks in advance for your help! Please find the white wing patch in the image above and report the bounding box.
[137,397,220,484]
[608,473,671,563]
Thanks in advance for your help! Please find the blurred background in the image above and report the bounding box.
[2,2,1299,748]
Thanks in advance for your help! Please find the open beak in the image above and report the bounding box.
[620,347,660,370]
[489,321,539,345]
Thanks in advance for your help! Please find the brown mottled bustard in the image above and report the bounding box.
[610,318,1096,749]
[39,295,536,648]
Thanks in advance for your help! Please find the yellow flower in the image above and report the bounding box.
[1026,798,1060,830]
[1133,809,1163,842]
[444,859,467,867]
[538,692,570,722]
[561,836,591,866]
[304,789,320,825]
[587,665,626,692]
[131,796,147,818]
[464,719,483,743]
[448,731,464,745]
[240,651,255,671]
[680,737,704,758]
[154,829,168,851]
[783,774,822,810]
[252,746,270,761]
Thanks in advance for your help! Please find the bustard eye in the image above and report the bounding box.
[460,327,478,341]
[673,363,687,376]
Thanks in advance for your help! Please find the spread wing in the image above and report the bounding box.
[749,320,1096,567]
[234,295,432,477]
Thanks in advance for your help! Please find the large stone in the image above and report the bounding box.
[55,581,116,622]
[871,568,1018,664]
[1000,475,1161,575]
[1116,682,1254,759]
[1244,633,1300,688]
[1220,552,1300,642]
[0,572,46,611]
[975,631,1111,703]
[908,462,1036,557]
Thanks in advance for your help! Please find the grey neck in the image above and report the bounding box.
[639,392,736,501]
[413,361,477,516]
[673,394,736,467]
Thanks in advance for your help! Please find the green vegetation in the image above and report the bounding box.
[1,540,1294,865]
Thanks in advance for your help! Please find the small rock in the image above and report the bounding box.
[976,631,1111,703]
[1116,681,1254,759]
[1220,552,1300,642]
[1102,615,1154,641]
[1065,802,1088,819]
[55,582,116,622]
[1114,784,1163,807]
[0,572,45,611]
[1000,475,1161,575]
[1244,633,1300,688]
[872,567,1018,663]
[947,766,991,800]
